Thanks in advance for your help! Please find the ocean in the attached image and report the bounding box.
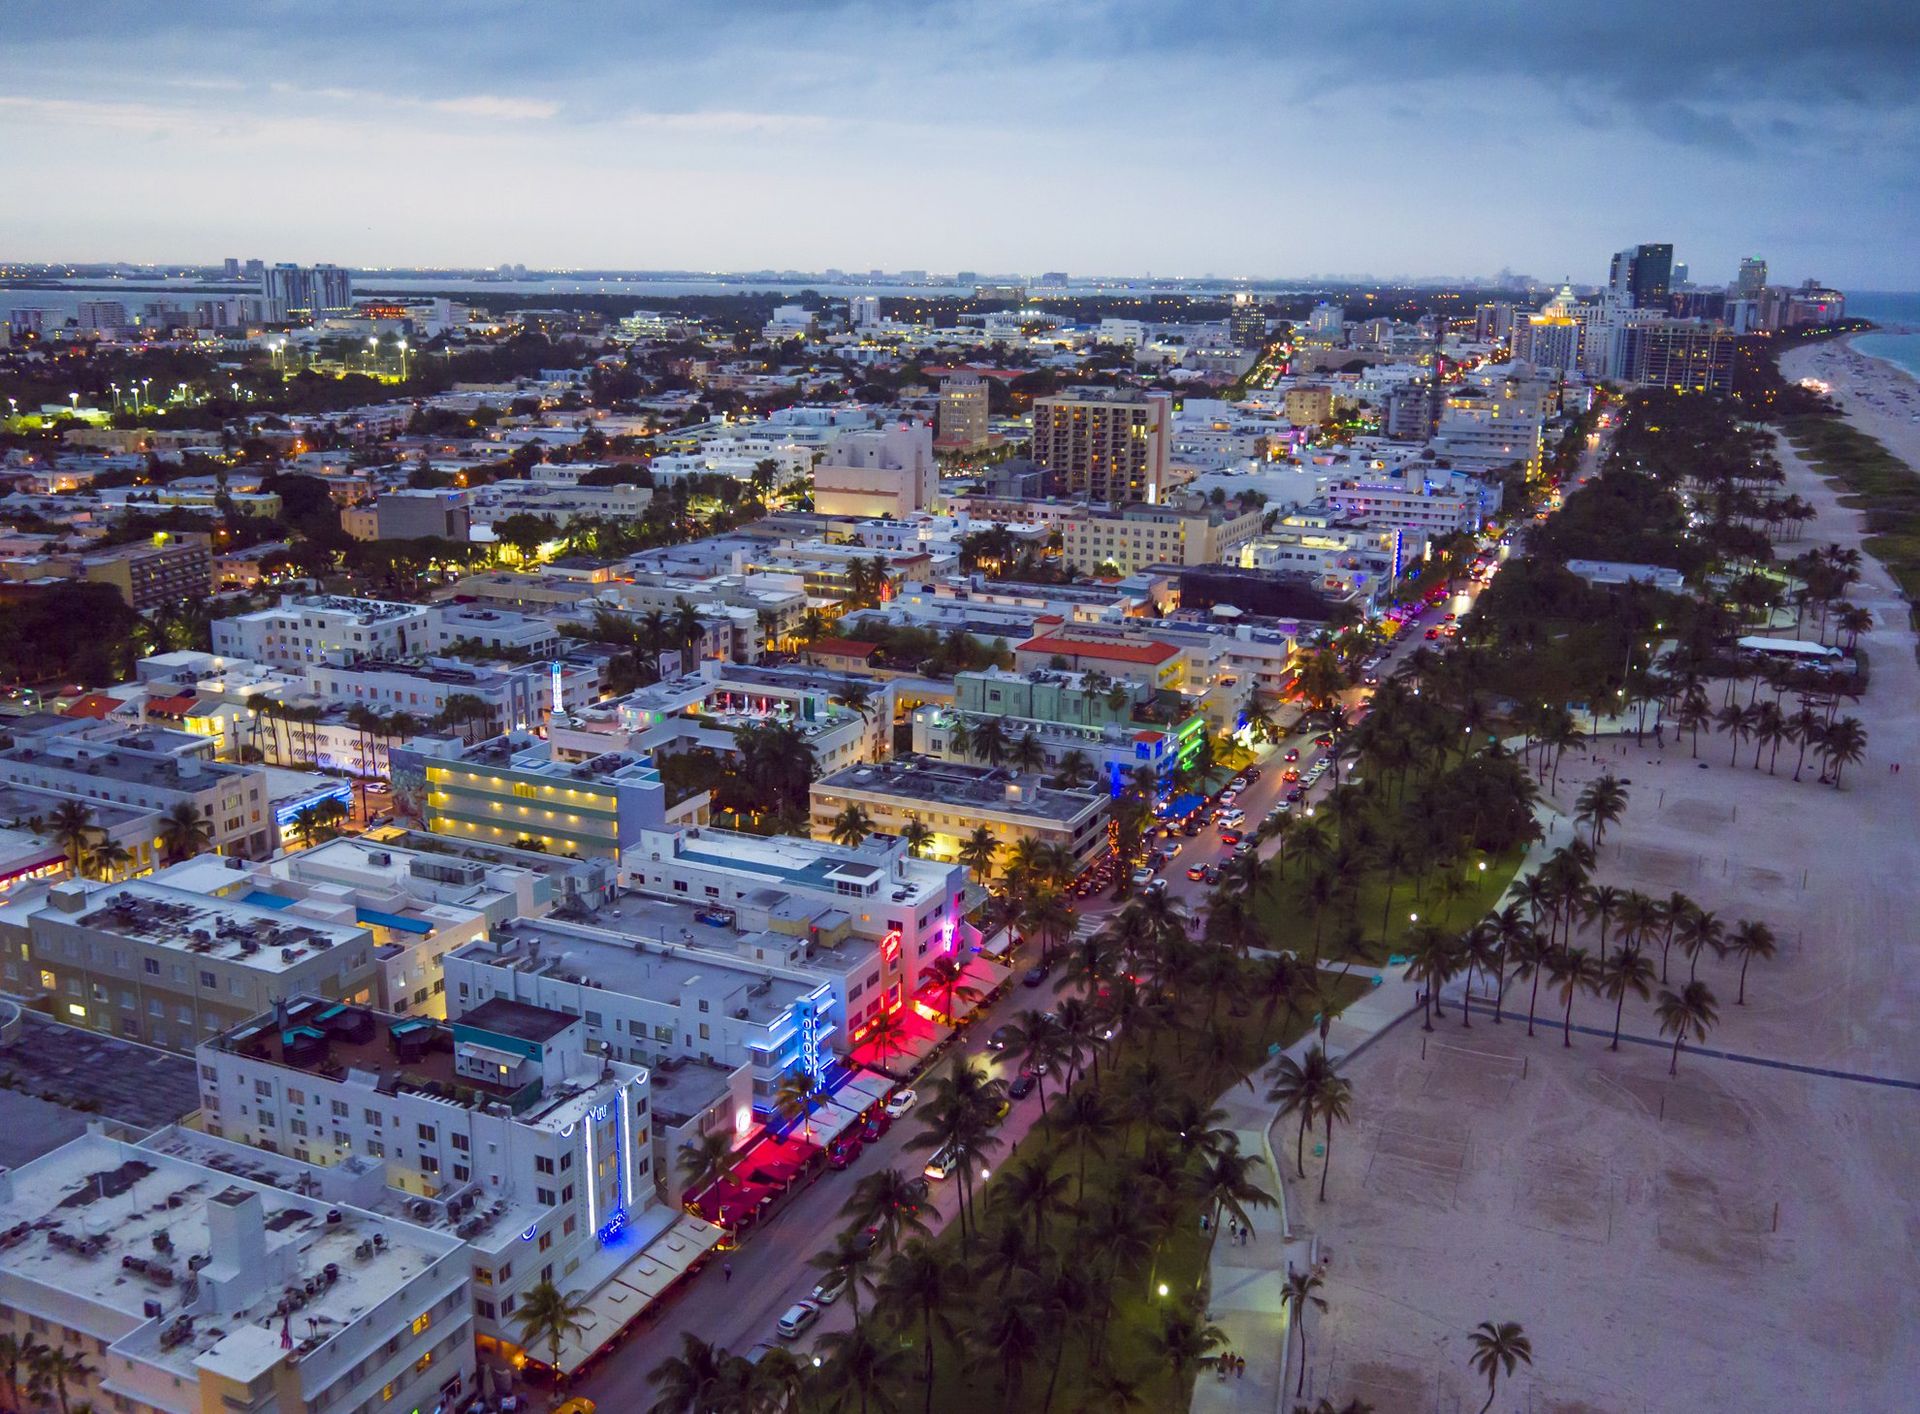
[1848,291,1920,379]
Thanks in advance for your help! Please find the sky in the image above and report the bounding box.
[6,0,1918,289]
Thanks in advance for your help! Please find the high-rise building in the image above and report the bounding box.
[1615,320,1736,394]
[242,257,265,282]
[1734,257,1769,298]
[1473,302,1518,341]
[1229,293,1267,348]
[1029,387,1172,505]
[937,372,991,451]
[261,262,351,321]
[848,294,881,327]
[1672,262,1690,287]
[1608,244,1674,311]
[221,256,240,279]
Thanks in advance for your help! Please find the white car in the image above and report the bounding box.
[883,1089,917,1120]
[777,1301,821,1340]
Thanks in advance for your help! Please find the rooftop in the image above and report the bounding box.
[817,757,1106,823]
[1015,632,1180,666]
[458,914,823,1027]
[0,1133,459,1383]
[457,995,576,1044]
[56,880,367,972]
[659,825,949,901]
[0,736,255,793]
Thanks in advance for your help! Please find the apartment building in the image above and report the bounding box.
[1615,319,1737,395]
[1241,521,1407,602]
[212,595,432,668]
[33,534,215,610]
[197,994,655,1347]
[0,1133,472,1414]
[1431,388,1546,477]
[1324,468,1499,538]
[429,603,564,657]
[1058,500,1263,576]
[1284,384,1335,427]
[1013,630,1186,692]
[1029,387,1172,505]
[936,372,991,451]
[402,735,707,862]
[811,422,938,519]
[342,488,472,542]
[621,825,970,1036]
[0,734,274,858]
[0,877,378,1051]
[914,665,1208,789]
[811,757,1111,871]
[302,657,560,736]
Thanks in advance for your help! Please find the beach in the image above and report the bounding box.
[1780,332,1920,474]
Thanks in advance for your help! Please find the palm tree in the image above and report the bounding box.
[829,803,875,848]
[842,1167,935,1256]
[159,801,213,863]
[1282,1266,1329,1397]
[48,800,94,874]
[512,1280,590,1384]
[900,816,934,858]
[907,1054,1004,1250]
[1572,775,1628,851]
[1145,1302,1228,1389]
[1598,948,1655,1050]
[1052,749,1096,791]
[1467,1320,1534,1414]
[957,826,999,889]
[1548,946,1599,1047]
[809,1226,882,1331]
[1191,1137,1277,1275]
[1726,920,1778,1004]
[1008,729,1046,774]
[877,1240,960,1414]
[1315,1074,1353,1201]
[1655,981,1719,1075]
[966,1292,1046,1403]
[26,1345,91,1414]
[816,1324,914,1414]
[1715,701,1753,767]
[1268,1045,1332,1179]
[1677,908,1725,983]
[1006,1009,1068,1119]
[675,1128,738,1196]
[646,1332,732,1414]
[772,1066,822,1141]
[1819,715,1867,787]
[1405,924,1459,1030]
[81,838,132,882]
[0,1333,43,1413]
[1054,1085,1117,1203]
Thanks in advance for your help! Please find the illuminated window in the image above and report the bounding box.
[411,1311,431,1335]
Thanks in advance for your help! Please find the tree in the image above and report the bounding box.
[1572,774,1628,851]
[1655,981,1719,1075]
[675,1128,738,1195]
[1548,946,1599,1047]
[816,1323,915,1414]
[1051,748,1096,791]
[49,800,95,875]
[1268,1045,1332,1179]
[1405,924,1459,1031]
[1191,1138,1276,1275]
[1009,729,1046,774]
[1819,715,1867,787]
[1145,1302,1228,1389]
[842,1167,935,1257]
[1598,948,1655,1050]
[513,1281,591,1384]
[1726,920,1777,1004]
[772,1066,822,1141]
[1315,1074,1353,1202]
[0,1333,44,1414]
[646,1332,732,1414]
[829,803,875,848]
[900,816,934,858]
[1283,1266,1329,1397]
[877,1240,960,1414]
[1467,1320,1534,1414]
[957,826,999,889]
[809,1225,883,1332]
[159,801,213,863]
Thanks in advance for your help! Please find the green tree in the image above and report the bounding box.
[1467,1320,1534,1414]
[1726,919,1777,1005]
[159,801,213,863]
[1315,1073,1354,1202]
[829,802,875,848]
[512,1280,591,1382]
[1655,980,1720,1075]
[646,1332,732,1414]
[1598,948,1655,1050]
[1283,1266,1329,1398]
[1268,1045,1332,1179]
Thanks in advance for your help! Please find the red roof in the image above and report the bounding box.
[810,638,880,659]
[1017,634,1178,666]
[144,692,198,717]
[62,694,121,720]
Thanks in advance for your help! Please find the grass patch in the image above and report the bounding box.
[872,965,1369,1414]
[1783,413,1920,645]
[1253,844,1525,964]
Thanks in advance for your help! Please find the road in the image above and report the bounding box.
[573,543,1514,1400]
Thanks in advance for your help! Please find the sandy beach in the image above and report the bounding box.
[1780,332,1920,473]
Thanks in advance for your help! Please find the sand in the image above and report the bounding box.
[1274,366,1920,1412]
[1782,334,1920,471]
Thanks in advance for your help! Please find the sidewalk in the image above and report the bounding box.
[1193,805,1561,1412]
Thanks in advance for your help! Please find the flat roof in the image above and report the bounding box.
[0,1133,456,1383]
[817,757,1106,824]
[60,880,367,972]
[461,916,819,1025]
[458,995,576,1044]
[1015,633,1179,666]
[664,826,946,900]
[0,737,255,793]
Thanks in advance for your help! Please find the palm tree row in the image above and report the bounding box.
[0,1331,96,1413]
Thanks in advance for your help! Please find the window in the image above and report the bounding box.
[410,1312,431,1336]
[536,1187,556,1206]
[535,1156,555,1175]
[416,1123,436,1143]
[562,1215,576,1236]
[332,1100,349,1118]
[453,1164,470,1182]
[475,1299,496,1320]
[561,1185,573,1203]
[452,1132,469,1151]
[364,1108,382,1126]
[199,971,216,989]
[538,1232,552,1252]
[421,1156,439,1174]
[143,959,160,976]
[558,1151,571,1170]
[254,1080,272,1097]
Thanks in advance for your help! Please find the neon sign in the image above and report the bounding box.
[799,1002,822,1084]
[881,930,902,966]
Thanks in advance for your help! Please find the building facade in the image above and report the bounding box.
[1029,387,1171,505]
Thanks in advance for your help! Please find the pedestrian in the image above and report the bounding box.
[1228,1217,1239,1243]
[1200,1211,1210,1233]
[1217,1353,1229,1382]
[723,1262,732,1283]
[1237,1355,1246,1379]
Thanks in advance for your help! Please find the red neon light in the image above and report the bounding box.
[881,930,902,965]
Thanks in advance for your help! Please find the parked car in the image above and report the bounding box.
[1131,866,1154,886]
[810,1271,849,1305]
[1022,963,1050,988]
[861,1111,891,1141]
[884,1089,918,1119]
[988,1025,1016,1051]
[1146,878,1168,895]
[1186,864,1207,881]
[828,1136,862,1170]
[777,1301,821,1340]
[1009,1071,1038,1099]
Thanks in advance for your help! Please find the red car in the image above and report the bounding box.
[1283,748,1300,762]
[828,1136,863,1170]
[861,1111,891,1142]
[1220,831,1241,847]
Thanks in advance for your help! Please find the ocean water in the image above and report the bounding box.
[1848,291,1920,379]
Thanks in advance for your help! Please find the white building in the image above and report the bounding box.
[197,993,658,1349]
[211,595,432,668]
[0,1132,472,1414]
[811,422,938,519]
[1324,468,1498,538]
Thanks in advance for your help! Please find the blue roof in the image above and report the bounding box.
[356,907,434,936]
[243,890,296,910]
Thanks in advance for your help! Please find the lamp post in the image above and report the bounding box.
[397,338,409,382]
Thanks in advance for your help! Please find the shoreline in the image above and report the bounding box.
[1780,334,1920,476]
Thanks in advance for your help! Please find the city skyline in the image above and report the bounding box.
[7,1,1917,287]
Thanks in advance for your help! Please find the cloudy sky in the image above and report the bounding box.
[7,0,1917,288]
